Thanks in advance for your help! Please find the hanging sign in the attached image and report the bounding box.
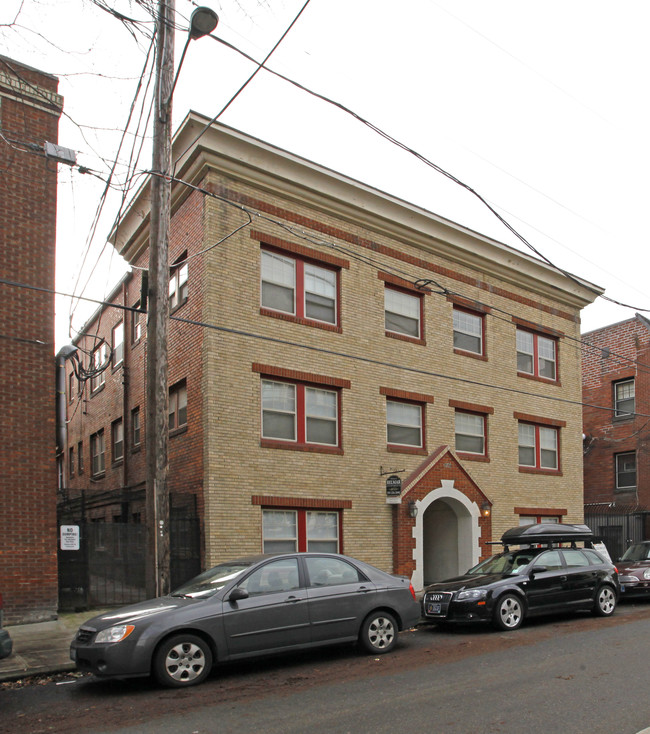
[385,474,402,504]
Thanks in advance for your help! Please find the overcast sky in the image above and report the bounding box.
[3,0,649,349]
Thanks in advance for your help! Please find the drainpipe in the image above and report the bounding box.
[55,345,78,480]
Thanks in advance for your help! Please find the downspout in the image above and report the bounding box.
[55,344,78,485]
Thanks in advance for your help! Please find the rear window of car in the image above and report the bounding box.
[562,549,592,567]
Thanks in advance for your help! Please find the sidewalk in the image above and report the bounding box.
[0,611,104,683]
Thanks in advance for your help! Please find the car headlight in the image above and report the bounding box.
[94,624,135,644]
[644,569,650,581]
[456,589,487,601]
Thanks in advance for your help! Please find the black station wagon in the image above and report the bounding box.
[422,523,620,631]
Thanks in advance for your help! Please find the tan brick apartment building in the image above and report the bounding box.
[0,57,62,622]
[583,315,650,557]
[61,113,601,591]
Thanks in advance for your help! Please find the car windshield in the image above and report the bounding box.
[467,551,535,576]
[171,563,251,599]
[620,544,650,562]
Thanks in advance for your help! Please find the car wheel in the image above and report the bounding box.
[493,594,524,631]
[359,611,397,654]
[153,634,213,688]
[593,585,617,617]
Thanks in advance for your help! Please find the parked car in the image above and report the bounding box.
[422,523,619,631]
[0,592,12,659]
[616,541,650,598]
[70,552,420,688]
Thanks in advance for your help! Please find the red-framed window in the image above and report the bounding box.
[518,422,559,471]
[614,378,635,418]
[516,328,558,381]
[616,451,637,490]
[384,286,423,341]
[455,410,487,456]
[453,307,485,357]
[261,509,340,553]
[261,378,340,449]
[261,248,339,326]
[386,399,424,449]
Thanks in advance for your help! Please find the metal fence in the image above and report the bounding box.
[584,505,650,561]
[58,518,201,610]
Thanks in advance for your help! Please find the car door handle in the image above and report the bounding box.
[560,576,567,582]
[284,595,300,603]
[358,586,371,593]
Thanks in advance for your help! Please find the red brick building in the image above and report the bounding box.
[583,314,650,556]
[0,56,63,623]
[61,113,600,596]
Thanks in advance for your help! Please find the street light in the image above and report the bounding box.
[146,3,218,599]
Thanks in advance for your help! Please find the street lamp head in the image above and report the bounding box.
[189,7,219,40]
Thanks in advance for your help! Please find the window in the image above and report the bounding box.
[238,557,300,596]
[518,515,560,525]
[386,400,423,448]
[385,287,421,339]
[90,342,108,392]
[614,379,635,418]
[169,380,187,431]
[112,321,124,367]
[112,418,124,463]
[261,380,339,446]
[68,372,75,402]
[262,509,339,554]
[131,301,142,343]
[261,249,338,325]
[518,422,558,470]
[68,446,74,478]
[616,452,636,489]
[516,328,557,380]
[131,407,141,447]
[453,308,484,355]
[78,441,83,474]
[90,430,105,477]
[305,556,361,586]
[169,257,188,311]
[455,411,486,455]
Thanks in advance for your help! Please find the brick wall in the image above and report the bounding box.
[0,57,62,623]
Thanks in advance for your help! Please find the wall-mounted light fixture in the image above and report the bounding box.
[481,501,491,518]
[408,501,419,518]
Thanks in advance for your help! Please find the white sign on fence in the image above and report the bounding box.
[60,525,80,551]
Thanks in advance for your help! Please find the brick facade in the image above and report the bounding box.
[0,56,62,623]
[583,315,650,509]
[62,114,599,589]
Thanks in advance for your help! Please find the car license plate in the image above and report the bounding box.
[427,603,442,614]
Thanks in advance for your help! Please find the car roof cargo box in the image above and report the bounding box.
[500,523,593,548]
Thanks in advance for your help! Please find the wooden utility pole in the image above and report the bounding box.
[146,0,175,599]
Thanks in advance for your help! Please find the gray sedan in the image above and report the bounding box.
[70,552,420,688]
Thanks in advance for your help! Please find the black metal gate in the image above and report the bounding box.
[584,505,650,561]
[58,518,201,610]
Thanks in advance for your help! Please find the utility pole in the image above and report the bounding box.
[146,0,175,599]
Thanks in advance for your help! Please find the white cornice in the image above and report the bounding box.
[113,111,603,309]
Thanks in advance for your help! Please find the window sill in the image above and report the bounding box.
[260,308,341,333]
[457,452,490,463]
[111,459,124,467]
[385,331,426,346]
[170,425,188,438]
[518,466,563,476]
[90,384,105,397]
[454,348,487,361]
[517,371,560,387]
[90,472,106,481]
[131,445,141,454]
[170,297,188,315]
[387,445,427,456]
[261,439,343,455]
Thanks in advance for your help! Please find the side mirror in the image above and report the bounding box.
[530,565,547,575]
[228,587,249,602]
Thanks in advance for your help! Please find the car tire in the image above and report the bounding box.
[359,611,397,654]
[493,593,524,631]
[153,634,213,688]
[593,585,617,617]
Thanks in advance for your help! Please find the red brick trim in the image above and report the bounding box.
[252,495,352,509]
[210,186,579,323]
[387,446,428,456]
[457,452,491,463]
[253,363,351,389]
[514,506,567,516]
[513,412,566,428]
[517,371,562,387]
[381,387,435,403]
[253,230,350,269]
[260,308,343,333]
[454,348,488,361]
[385,331,426,346]
[447,294,491,313]
[449,399,494,414]
[260,439,344,455]
[379,272,429,294]
[518,466,563,476]
[512,317,564,338]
